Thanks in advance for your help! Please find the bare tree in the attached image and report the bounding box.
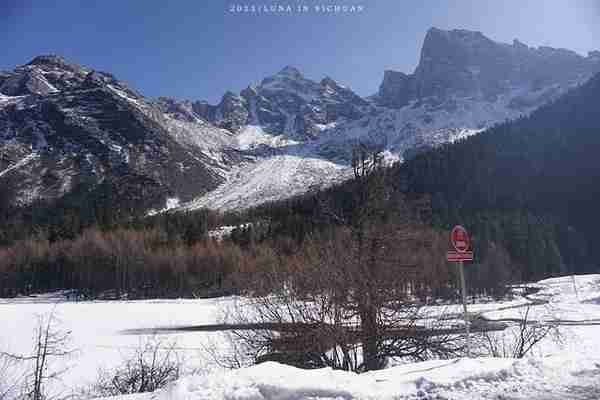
[0,309,73,400]
[28,311,73,400]
[226,146,461,372]
[226,235,463,372]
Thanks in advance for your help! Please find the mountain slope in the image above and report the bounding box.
[179,28,599,211]
[0,56,234,211]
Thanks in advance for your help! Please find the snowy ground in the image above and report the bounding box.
[1,275,599,399]
[0,296,234,397]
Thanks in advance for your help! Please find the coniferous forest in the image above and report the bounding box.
[396,72,600,277]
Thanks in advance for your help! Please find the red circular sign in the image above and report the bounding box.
[451,225,471,253]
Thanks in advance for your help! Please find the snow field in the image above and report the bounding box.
[0,275,599,399]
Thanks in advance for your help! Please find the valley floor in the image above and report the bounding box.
[1,275,599,399]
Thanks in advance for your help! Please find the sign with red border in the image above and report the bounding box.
[450,225,471,253]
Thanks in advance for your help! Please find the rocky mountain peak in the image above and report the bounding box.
[0,54,100,96]
[27,54,69,67]
[240,85,258,99]
[192,64,371,139]
[422,28,494,50]
[221,90,241,101]
[512,39,529,50]
[320,76,338,88]
[24,54,88,75]
[277,65,303,79]
[377,27,600,106]
[259,66,309,92]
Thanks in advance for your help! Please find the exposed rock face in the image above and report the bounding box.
[191,92,249,133]
[414,28,509,99]
[155,97,199,123]
[0,55,99,97]
[0,55,229,209]
[196,66,370,139]
[217,91,250,132]
[377,70,415,108]
[377,28,600,106]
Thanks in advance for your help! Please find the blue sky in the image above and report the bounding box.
[1,0,598,103]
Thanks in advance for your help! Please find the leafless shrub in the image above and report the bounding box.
[479,305,559,358]
[92,336,182,396]
[200,329,255,371]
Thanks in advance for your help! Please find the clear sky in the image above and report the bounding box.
[1,0,598,103]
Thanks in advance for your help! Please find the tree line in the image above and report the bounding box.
[0,150,517,300]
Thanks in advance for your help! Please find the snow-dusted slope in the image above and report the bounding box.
[183,149,352,211]
[0,56,231,208]
[179,80,579,211]
[317,84,545,158]
[176,28,599,211]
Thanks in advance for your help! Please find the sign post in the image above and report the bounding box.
[447,225,473,358]
[458,260,470,357]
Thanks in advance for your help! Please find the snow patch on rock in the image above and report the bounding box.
[0,152,38,178]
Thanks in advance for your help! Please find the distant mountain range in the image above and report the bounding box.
[1,28,599,212]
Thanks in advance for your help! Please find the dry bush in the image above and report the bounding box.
[92,337,182,396]
[479,305,559,358]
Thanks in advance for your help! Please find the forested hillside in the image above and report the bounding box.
[394,72,600,278]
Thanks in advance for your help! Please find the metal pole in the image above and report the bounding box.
[459,260,471,357]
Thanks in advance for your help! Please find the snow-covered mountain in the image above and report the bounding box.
[0,56,235,210]
[1,29,599,212]
[180,28,600,211]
